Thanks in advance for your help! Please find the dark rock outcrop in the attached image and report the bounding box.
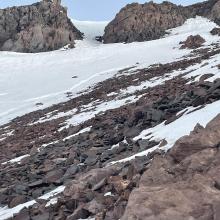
[103,0,220,44]
[103,1,192,43]
[0,0,82,53]
[210,27,220,35]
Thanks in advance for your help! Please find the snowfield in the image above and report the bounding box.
[0,17,217,126]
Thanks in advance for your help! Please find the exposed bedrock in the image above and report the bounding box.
[0,0,82,53]
[103,0,220,44]
[122,114,220,220]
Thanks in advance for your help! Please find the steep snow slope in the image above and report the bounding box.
[0,17,217,126]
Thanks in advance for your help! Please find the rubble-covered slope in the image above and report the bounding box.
[1,17,220,220]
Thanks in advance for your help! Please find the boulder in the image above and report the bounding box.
[180,35,206,49]
[44,169,64,184]
[13,208,30,220]
[170,114,220,162]
[122,175,220,220]
[66,207,91,220]
[9,195,27,208]
[64,165,79,178]
[64,167,119,198]
[210,27,220,35]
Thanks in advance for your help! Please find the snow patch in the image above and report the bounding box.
[63,126,92,141]
[1,154,30,165]
[38,140,59,152]
[134,100,220,151]
[104,192,113,197]
[0,186,65,220]
[30,109,77,125]
[61,95,140,129]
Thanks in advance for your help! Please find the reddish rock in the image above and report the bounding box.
[9,195,27,208]
[104,0,220,44]
[44,169,64,184]
[122,114,220,220]
[103,2,191,43]
[122,174,220,220]
[180,35,206,49]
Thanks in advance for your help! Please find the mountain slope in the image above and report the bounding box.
[103,0,220,44]
[1,16,220,220]
[0,17,217,126]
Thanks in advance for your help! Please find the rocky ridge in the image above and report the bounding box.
[103,0,220,43]
[0,0,82,53]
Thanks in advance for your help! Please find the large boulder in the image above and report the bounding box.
[180,35,206,49]
[0,0,82,53]
[122,174,220,220]
[206,0,220,24]
[169,115,220,162]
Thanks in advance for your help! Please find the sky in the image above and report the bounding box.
[0,0,204,21]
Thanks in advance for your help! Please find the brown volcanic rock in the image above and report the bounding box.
[103,0,220,44]
[103,1,191,43]
[63,166,119,198]
[208,0,220,23]
[0,0,82,53]
[122,174,220,220]
[180,35,206,49]
[170,115,220,162]
[122,114,220,220]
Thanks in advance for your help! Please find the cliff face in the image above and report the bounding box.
[103,0,220,44]
[122,114,220,220]
[0,0,82,53]
[103,2,192,44]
